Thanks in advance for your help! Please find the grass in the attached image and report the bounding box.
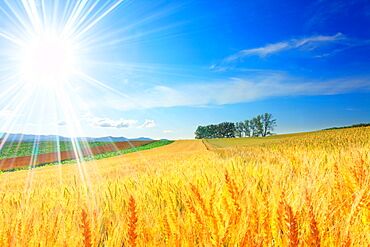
[0,129,369,246]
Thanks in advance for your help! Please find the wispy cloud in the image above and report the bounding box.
[225,42,290,61]
[92,118,138,128]
[102,74,370,111]
[57,121,67,126]
[87,116,156,129]
[140,119,156,128]
[163,130,174,133]
[224,33,344,62]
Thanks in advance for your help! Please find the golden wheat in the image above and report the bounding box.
[0,129,368,246]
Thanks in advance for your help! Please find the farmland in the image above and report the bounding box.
[0,140,172,172]
[0,141,107,159]
[0,127,369,246]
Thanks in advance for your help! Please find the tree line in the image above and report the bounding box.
[195,113,276,139]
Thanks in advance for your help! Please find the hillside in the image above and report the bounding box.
[0,127,368,245]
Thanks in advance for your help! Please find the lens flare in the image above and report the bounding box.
[0,1,129,177]
[18,31,77,87]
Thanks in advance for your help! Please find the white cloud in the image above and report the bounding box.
[87,117,156,129]
[163,130,174,133]
[84,114,157,129]
[226,42,290,61]
[293,33,343,47]
[104,74,370,111]
[224,33,344,61]
[92,118,137,128]
[57,121,67,126]
[140,119,156,128]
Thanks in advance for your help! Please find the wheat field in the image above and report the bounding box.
[0,128,369,246]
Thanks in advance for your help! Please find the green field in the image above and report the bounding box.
[0,140,173,161]
[0,141,111,160]
[3,140,174,172]
[80,140,174,160]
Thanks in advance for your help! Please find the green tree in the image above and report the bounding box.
[243,120,251,137]
[261,113,276,137]
[208,125,218,138]
[250,115,264,137]
[195,126,206,139]
[235,122,244,137]
[195,113,276,139]
[250,118,256,136]
[217,122,236,138]
[255,115,264,136]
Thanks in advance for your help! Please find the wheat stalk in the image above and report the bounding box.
[128,196,138,247]
[163,214,171,244]
[190,184,209,216]
[81,209,92,247]
[306,193,320,247]
[285,204,299,247]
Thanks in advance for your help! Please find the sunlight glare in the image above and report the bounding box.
[18,32,77,87]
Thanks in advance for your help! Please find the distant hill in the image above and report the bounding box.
[88,136,153,142]
[0,133,153,143]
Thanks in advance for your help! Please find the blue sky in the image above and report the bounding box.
[0,0,369,139]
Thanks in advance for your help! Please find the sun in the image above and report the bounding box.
[0,0,126,137]
[18,31,78,88]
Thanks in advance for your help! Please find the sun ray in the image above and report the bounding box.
[72,0,125,39]
[62,0,92,37]
[20,0,42,32]
[2,1,34,36]
[0,0,181,192]
[0,31,25,46]
[76,71,138,102]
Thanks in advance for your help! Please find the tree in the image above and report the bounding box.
[249,118,256,136]
[208,125,218,138]
[243,120,251,137]
[217,122,236,138]
[194,113,276,139]
[195,126,206,139]
[249,115,264,137]
[235,122,244,137]
[195,122,236,139]
[261,113,276,137]
[250,117,259,137]
[255,115,264,137]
